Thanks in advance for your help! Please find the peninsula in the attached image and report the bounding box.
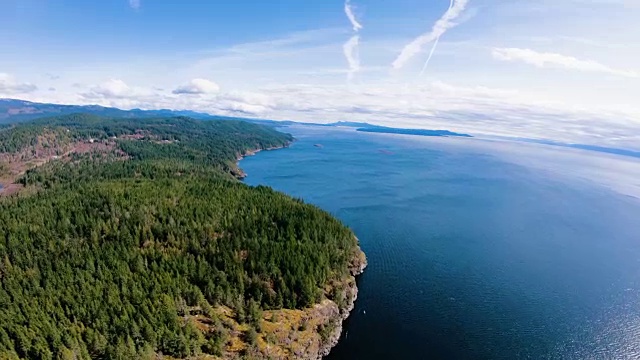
[0,113,366,359]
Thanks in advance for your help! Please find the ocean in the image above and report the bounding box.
[240,125,640,359]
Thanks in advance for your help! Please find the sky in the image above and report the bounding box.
[1,0,639,148]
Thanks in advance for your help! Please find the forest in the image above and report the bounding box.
[0,114,362,359]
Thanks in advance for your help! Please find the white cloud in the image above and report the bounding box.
[0,73,38,95]
[214,92,274,115]
[129,0,141,10]
[83,79,132,99]
[71,80,272,117]
[393,0,469,70]
[344,0,363,32]
[492,47,639,78]
[173,79,220,95]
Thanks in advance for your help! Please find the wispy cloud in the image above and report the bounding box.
[393,0,469,70]
[492,47,639,78]
[129,0,141,10]
[189,27,345,72]
[344,0,363,32]
[343,35,361,81]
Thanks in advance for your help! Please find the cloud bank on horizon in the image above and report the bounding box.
[0,0,639,149]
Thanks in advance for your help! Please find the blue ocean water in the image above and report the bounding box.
[241,126,640,360]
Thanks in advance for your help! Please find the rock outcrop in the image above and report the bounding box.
[316,247,367,359]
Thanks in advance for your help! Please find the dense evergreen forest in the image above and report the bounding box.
[0,115,362,359]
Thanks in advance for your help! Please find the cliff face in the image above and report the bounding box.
[349,245,368,277]
[316,247,367,359]
[202,246,367,360]
[254,247,367,360]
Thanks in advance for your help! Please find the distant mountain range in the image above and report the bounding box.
[0,98,222,123]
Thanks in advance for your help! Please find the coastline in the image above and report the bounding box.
[318,248,367,359]
[234,142,292,179]
[236,142,368,359]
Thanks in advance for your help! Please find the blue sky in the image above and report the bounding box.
[1,0,639,148]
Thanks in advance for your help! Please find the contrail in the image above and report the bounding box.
[393,0,468,70]
[343,0,363,81]
[419,0,454,77]
[344,35,361,81]
[345,0,363,32]
[419,37,440,77]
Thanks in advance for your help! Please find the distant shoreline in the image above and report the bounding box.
[234,141,293,179]
[356,127,472,138]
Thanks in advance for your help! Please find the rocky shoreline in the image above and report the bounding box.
[235,141,367,360]
[234,143,291,179]
[317,248,368,359]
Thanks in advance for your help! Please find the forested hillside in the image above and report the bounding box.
[0,114,365,359]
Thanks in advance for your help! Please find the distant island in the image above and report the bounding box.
[356,126,472,138]
[328,121,373,128]
[325,122,473,139]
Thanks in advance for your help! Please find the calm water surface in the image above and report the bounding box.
[241,126,640,360]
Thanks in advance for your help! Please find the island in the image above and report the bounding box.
[356,125,472,138]
[0,113,366,359]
